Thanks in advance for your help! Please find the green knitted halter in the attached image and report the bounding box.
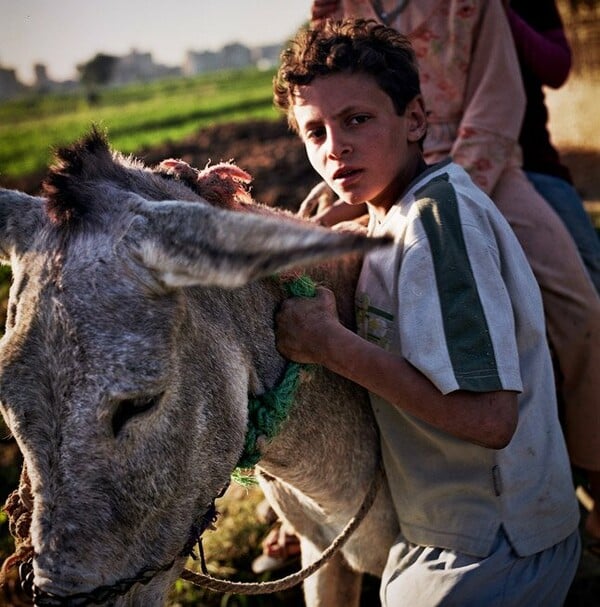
[236,275,316,470]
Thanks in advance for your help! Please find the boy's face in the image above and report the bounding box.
[292,71,425,215]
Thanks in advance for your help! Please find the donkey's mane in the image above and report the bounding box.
[42,127,203,227]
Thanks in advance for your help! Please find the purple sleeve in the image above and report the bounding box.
[506,8,571,88]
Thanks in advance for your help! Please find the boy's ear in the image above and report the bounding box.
[406,95,428,143]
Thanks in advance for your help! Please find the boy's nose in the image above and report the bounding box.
[326,129,351,159]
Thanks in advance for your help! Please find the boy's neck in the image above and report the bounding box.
[370,154,429,222]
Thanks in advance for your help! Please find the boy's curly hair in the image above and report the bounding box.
[274,18,421,132]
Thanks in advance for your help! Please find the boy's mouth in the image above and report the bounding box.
[332,166,361,181]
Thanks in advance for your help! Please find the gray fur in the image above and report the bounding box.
[0,133,398,606]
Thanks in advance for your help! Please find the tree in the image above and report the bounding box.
[76,53,118,105]
[77,53,118,88]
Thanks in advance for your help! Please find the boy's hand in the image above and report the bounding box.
[275,286,340,364]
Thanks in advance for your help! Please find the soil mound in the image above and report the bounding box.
[140,119,319,212]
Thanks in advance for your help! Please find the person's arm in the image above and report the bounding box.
[505,6,571,88]
[449,0,526,195]
[311,0,342,22]
[296,180,368,227]
[276,287,518,449]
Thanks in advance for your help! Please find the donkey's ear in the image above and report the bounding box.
[136,199,389,288]
[0,189,46,263]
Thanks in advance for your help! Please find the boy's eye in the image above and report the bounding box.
[348,114,370,126]
[305,126,326,141]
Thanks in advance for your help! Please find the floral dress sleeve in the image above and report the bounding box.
[446,0,526,194]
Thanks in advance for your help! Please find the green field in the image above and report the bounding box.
[0,67,279,179]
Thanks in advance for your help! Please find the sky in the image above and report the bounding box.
[0,0,311,85]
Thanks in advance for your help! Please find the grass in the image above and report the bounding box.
[0,67,279,179]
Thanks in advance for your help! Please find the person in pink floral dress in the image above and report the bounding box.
[503,0,600,554]
[309,0,600,547]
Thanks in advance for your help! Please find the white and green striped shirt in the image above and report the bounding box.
[356,159,579,557]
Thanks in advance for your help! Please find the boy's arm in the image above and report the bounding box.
[276,287,518,450]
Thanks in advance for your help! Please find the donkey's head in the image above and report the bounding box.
[0,131,387,605]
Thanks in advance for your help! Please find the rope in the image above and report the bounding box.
[235,275,317,470]
[0,465,34,588]
[180,464,383,595]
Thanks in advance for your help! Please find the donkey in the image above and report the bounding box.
[0,130,398,606]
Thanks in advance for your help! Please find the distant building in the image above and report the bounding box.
[34,63,51,92]
[110,49,181,85]
[183,43,252,75]
[33,63,79,94]
[183,49,222,75]
[251,43,284,70]
[222,43,252,69]
[183,41,283,76]
[0,38,286,102]
[0,65,26,100]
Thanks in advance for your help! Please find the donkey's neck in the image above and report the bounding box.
[255,253,381,513]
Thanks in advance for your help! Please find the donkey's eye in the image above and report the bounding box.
[111,394,162,437]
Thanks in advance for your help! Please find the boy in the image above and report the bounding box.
[273,19,581,606]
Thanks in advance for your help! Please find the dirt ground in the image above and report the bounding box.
[5,116,599,219]
[1,118,599,605]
